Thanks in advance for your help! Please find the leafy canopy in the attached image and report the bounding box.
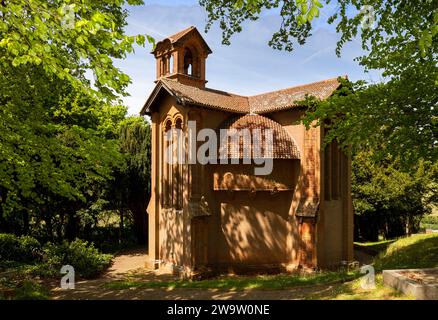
[0,62,125,218]
[200,0,438,164]
[0,1,154,241]
[0,0,154,100]
[200,0,437,73]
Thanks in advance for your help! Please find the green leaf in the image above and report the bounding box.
[309,6,319,18]
[313,0,323,8]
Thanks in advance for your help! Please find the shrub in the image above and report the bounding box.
[17,236,42,261]
[43,239,113,278]
[0,233,42,262]
[13,280,49,300]
[0,234,112,279]
[0,234,19,261]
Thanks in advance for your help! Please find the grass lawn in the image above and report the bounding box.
[306,274,413,300]
[354,239,396,256]
[104,271,359,290]
[374,233,438,271]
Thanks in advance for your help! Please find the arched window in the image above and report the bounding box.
[163,119,172,207]
[163,117,184,210]
[169,55,174,75]
[174,118,184,210]
[183,48,194,76]
[188,112,202,201]
[324,136,341,200]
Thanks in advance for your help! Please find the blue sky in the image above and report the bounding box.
[116,0,382,114]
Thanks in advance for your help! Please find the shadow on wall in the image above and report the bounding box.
[159,174,184,268]
[220,193,292,264]
[211,159,304,267]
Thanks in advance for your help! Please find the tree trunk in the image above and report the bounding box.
[119,208,124,244]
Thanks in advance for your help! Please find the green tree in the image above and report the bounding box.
[0,0,155,240]
[106,117,151,244]
[0,62,125,239]
[200,0,438,164]
[0,0,154,100]
[303,71,437,165]
[352,150,437,241]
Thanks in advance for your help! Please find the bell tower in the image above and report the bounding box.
[152,26,212,88]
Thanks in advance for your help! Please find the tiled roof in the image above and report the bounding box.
[161,78,249,113]
[248,77,342,114]
[141,77,342,115]
[167,26,196,42]
[153,26,212,54]
[217,114,301,159]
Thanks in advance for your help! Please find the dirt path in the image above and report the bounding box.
[51,279,339,300]
[49,249,342,300]
[103,247,151,279]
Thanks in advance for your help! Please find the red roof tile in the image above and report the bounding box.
[153,26,212,54]
[141,77,343,115]
[161,78,249,113]
[248,77,342,114]
[167,26,196,42]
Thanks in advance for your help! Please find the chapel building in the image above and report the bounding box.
[141,26,353,276]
